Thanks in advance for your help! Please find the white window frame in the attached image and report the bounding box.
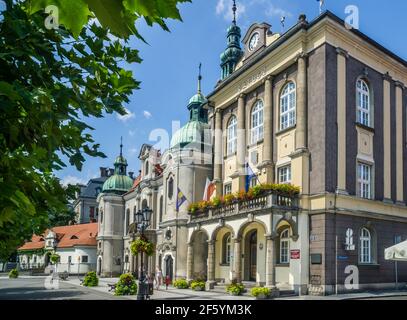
[227,116,237,155]
[280,82,296,130]
[278,165,292,184]
[359,228,372,264]
[357,162,372,199]
[356,79,371,127]
[250,176,258,188]
[280,229,290,264]
[251,100,264,144]
[224,183,232,195]
[224,234,231,265]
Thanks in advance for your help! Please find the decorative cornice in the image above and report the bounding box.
[336,47,349,58]
[382,72,393,82]
[395,80,405,89]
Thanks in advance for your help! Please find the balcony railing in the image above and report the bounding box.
[189,193,298,223]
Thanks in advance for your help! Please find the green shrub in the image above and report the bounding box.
[173,278,189,289]
[8,268,18,278]
[226,283,245,295]
[250,287,270,298]
[50,253,60,264]
[114,273,138,296]
[83,271,99,287]
[190,280,205,291]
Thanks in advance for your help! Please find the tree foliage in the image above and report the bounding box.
[0,0,189,260]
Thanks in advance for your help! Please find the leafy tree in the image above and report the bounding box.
[0,0,189,260]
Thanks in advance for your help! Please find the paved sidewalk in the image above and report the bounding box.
[62,277,407,300]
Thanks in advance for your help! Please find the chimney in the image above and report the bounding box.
[129,172,134,179]
[100,167,107,177]
[109,168,114,176]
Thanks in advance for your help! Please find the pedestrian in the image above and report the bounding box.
[155,266,163,290]
[165,274,171,290]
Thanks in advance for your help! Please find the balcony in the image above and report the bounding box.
[188,192,299,224]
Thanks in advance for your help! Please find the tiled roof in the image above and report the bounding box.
[18,223,98,251]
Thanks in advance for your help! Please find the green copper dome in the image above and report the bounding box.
[170,120,210,149]
[189,92,206,105]
[102,140,133,194]
[102,174,133,194]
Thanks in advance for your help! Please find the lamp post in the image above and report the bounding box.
[134,206,153,300]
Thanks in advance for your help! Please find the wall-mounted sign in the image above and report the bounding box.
[291,250,300,259]
[345,228,355,251]
[337,255,349,261]
[310,253,322,264]
[310,234,318,241]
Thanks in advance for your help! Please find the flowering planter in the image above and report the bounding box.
[192,286,205,291]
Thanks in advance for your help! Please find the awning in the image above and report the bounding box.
[385,240,407,261]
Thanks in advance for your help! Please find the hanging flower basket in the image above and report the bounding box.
[130,235,155,256]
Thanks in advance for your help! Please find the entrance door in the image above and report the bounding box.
[249,231,257,281]
[165,255,173,281]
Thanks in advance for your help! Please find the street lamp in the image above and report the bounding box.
[135,206,153,300]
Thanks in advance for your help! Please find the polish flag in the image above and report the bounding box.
[203,178,216,201]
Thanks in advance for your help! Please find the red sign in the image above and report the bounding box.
[290,250,300,259]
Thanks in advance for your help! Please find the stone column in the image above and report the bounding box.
[237,94,247,191]
[186,242,193,281]
[206,240,216,289]
[265,235,276,287]
[395,82,404,203]
[336,48,349,194]
[296,54,307,150]
[263,75,275,183]
[233,238,242,282]
[214,109,223,196]
[383,73,392,201]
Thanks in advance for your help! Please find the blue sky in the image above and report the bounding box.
[43,0,407,185]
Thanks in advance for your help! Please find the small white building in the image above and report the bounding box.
[18,223,98,274]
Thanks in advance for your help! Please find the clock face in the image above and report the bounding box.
[249,32,260,51]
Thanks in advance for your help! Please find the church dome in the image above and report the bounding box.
[102,174,133,194]
[170,120,210,149]
[189,92,206,105]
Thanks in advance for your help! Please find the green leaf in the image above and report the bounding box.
[28,0,91,38]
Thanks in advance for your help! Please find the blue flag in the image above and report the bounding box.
[245,163,259,192]
[176,188,187,211]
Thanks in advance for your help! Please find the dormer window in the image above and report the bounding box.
[70,235,78,240]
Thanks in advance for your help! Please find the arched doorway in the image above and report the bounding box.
[164,255,173,280]
[239,221,267,284]
[246,230,257,281]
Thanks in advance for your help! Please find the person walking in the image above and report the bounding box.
[155,266,163,290]
[165,274,171,290]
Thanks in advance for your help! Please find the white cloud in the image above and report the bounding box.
[215,0,246,22]
[128,130,136,137]
[143,110,152,119]
[61,175,87,187]
[265,4,293,18]
[116,108,135,122]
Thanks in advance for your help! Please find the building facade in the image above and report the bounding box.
[95,10,407,296]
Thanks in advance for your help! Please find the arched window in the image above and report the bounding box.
[100,211,103,224]
[251,100,264,144]
[280,229,290,264]
[227,116,237,155]
[168,177,174,199]
[359,227,372,263]
[125,209,130,235]
[280,82,296,130]
[357,79,371,127]
[222,233,232,264]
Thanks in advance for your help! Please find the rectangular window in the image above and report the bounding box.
[224,184,232,195]
[357,163,372,199]
[250,177,257,188]
[278,165,291,184]
[280,241,289,264]
[81,256,88,263]
[89,207,95,218]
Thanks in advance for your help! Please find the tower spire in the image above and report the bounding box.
[232,0,237,25]
[197,63,202,94]
[120,136,123,157]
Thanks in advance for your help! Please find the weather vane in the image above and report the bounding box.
[317,0,325,14]
[232,0,237,25]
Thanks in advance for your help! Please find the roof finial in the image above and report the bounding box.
[198,63,202,94]
[120,136,123,157]
[232,0,237,25]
